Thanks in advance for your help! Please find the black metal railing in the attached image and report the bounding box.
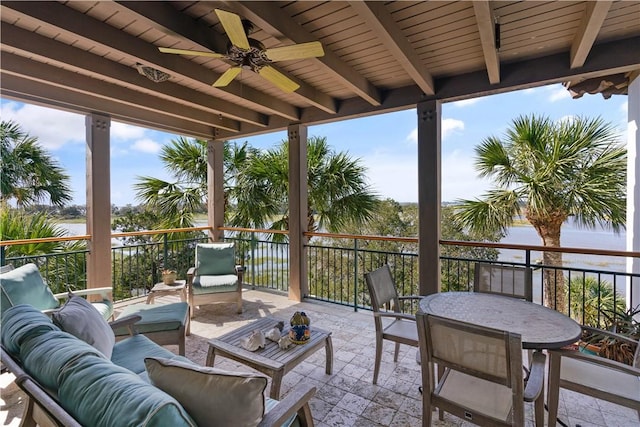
[3,227,639,330]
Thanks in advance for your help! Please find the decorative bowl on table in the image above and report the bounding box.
[162,270,177,285]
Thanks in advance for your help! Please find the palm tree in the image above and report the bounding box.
[135,136,378,241]
[230,136,378,241]
[0,120,72,207]
[453,115,626,311]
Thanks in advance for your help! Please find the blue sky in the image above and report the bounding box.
[0,83,629,207]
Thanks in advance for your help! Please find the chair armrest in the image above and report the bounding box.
[523,350,546,401]
[109,314,142,335]
[257,383,316,427]
[550,347,640,375]
[374,312,416,322]
[53,286,113,301]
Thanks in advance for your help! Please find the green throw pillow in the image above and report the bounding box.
[145,357,267,427]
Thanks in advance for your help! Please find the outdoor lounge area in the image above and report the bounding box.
[2,288,637,427]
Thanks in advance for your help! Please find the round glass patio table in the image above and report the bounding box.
[418,291,582,350]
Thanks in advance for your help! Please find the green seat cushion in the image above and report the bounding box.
[21,330,107,390]
[58,354,195,427]
[195,243,235,276]
[111,334,191,375]
[1,304,60,356]
[113,302,188,337]
[192,275,238,293]
[0,263,59,315]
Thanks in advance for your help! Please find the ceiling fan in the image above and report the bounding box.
[159,9,324,93]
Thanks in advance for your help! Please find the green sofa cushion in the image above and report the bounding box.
[192,275,238,293]
[265,398,300,427]
[0,263,59,315]
[21,330,107,390]
[58,354,195,427]
[196,243,235,276]
[113,302,188,337]
[111,334,191,375]
[1,304,60,357]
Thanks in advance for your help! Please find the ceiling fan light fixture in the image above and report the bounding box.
[136,63,171,83]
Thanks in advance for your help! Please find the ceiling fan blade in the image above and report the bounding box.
[212,67,242,87]
[258,66,300,93]
[264,42,325,62]
[215,9,250,50]
[158,47,225,59]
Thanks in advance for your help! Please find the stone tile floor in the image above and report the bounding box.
[1,288,638,426]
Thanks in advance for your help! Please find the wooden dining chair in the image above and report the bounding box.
[364,264,420,384]
[416,312,546,426]
[473,263,533,302]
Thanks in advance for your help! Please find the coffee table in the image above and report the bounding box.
[146,280,187,304]
[206,317,333,399]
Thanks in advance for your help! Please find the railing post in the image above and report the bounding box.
[354,238,359,312]
[163,234,169,268]
[251,233,256,287]
[0,246,5,266]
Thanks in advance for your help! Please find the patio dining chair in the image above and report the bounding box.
[473,263,533,302]
[416,312,546,426]
[547,326,640,424]
[364,264,419,384]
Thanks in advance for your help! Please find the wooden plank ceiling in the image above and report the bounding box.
[1,1,639,140]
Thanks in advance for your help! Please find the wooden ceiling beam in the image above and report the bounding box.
[1,74,219,139]
[570,1,612,69]
[473,1,500,84]
[1,1,299,121]
[1,53,241,133]
[216,35,640,139]
[348,1,435,95]
[226,1,382,106]
[115,1,337,114]
[1,24,268,128]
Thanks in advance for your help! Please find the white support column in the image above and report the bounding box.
[207,139,225,242]
[288,123,308,301]
[417,99,442,295]
[626,72,640,312]
[86,113,112,291]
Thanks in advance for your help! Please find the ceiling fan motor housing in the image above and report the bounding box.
[227,38,271,71]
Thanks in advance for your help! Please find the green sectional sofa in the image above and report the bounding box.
[1,304,316,427]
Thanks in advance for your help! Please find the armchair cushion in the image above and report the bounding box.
[51,295,115,359]
[196,243,235,276]
[145,356,268,427]
[192,274,239,292]
[113,302,189,335]
[0,263,59,315]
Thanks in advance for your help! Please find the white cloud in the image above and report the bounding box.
[131,138,162,154]
[452,98,481,107]
[442,118,465,140]
[1,101,84,150]
[111,121,147,140]
[405,118,464,145]
[548,87,571,102]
